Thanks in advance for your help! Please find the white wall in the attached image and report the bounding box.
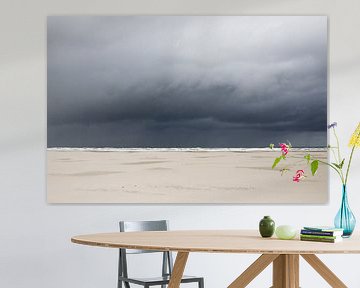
[1,0,360,287]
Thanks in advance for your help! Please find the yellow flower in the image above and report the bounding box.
[349,122,360,147]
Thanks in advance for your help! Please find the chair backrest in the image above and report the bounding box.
[118,220,174,282]
[119,220,169,254]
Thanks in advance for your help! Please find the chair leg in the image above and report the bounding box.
[198,278,204,288]
[118,249,122,288]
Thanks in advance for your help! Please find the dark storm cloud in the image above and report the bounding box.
[47,16,327,148]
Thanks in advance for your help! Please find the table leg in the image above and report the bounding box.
[168,252,189,288]
[301,254,347,288]
[272,254,299,288]
[228,254,279,288]
[229,253,348,288]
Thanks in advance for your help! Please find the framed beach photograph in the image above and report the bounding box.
[47,16,328,203]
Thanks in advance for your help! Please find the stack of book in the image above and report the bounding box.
[300,226,344,243]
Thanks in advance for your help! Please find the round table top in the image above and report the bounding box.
[71,230,360,254]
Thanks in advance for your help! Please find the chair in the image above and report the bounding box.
[118,220,204,288]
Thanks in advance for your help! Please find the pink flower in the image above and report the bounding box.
[279,143,289,156]
[293,170,305,182]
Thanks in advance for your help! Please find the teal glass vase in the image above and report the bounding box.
[334,185,356,237]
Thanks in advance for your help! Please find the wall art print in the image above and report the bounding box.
[47,16,328,203]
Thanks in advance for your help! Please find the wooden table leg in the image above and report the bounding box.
[288,255,299,288]
[229,253,347,288]
[168,252,189,288]
[273,254,286,287]
[228,254,279,288]
[272,254,299,288]
[301,254,347,288]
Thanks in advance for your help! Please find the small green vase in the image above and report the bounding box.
[259,216,275,238]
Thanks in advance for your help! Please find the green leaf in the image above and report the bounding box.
[311,160,319,176]
[332,159,345,169]
[269,143,275,149]
[339,158,345,169]
[304,154,311,164]
[272,156,283,169]
[332,163,341,169]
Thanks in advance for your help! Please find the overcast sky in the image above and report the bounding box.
[47,16,327,148]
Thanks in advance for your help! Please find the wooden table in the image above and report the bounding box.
[72,230,360,288]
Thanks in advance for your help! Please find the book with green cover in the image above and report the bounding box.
[300,236,342,243]
[300,234,340,240]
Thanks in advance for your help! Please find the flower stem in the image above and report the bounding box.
[345,130,360,185]
[333,127,342,163]
[330,147,339,164]
[333,127,345,181]
[317,159,344,183]
[345,145,356,185]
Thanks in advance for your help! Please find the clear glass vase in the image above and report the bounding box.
[334,185,356,237]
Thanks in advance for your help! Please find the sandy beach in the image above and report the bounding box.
[47,149,328,203]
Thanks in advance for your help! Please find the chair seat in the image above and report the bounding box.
[119,274,202,286]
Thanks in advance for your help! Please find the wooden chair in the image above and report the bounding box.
[118,220,204,288]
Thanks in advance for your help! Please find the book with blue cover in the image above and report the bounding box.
[301,227,343,237]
